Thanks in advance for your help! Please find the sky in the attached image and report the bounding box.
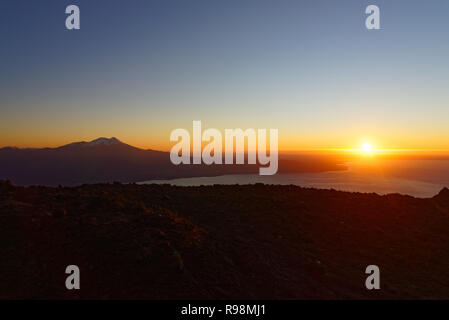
[1,0,449,151]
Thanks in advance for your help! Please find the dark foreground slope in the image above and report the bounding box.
[1,181,449,299]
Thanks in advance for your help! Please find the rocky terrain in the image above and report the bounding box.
[1,180,449,299]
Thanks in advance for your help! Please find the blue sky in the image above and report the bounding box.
[1,0,448,150]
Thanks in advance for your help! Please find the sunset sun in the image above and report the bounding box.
[361,142,373,154]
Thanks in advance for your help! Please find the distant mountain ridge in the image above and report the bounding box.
[0,137,345,186]
[0,137,167,186]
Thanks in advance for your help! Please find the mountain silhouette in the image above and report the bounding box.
[0,137,345,186]
[0,137,167,186]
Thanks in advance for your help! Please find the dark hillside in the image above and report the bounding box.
[1,181,449,299]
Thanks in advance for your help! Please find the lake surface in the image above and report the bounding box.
[141,159,449,198]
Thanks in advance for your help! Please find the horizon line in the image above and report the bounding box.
[2,140,449,155]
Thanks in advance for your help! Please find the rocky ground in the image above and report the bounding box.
[1,180,449,299]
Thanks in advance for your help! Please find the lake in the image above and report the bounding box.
[141,159,449,198]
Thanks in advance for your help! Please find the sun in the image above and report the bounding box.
[361,142,373,154]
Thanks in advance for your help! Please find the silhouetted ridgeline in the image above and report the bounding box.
[0,138,345,186]
[1,181,449,299]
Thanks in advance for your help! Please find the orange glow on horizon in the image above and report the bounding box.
[2,135,449,157]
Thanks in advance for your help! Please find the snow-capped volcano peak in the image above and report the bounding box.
[56,137,130,150]
[87,137,122,146]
